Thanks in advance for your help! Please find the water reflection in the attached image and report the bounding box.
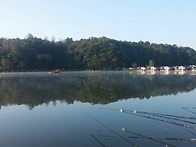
[0,71,196,109]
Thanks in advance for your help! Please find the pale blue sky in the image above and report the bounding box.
[0,0,196,49]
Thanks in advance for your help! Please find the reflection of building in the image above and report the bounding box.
[175,70,186,75]
[148,70,156,75]
[137,70,146,75]
[160,70,170,75]
[190,71,196,75]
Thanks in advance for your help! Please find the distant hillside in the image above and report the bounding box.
[0,35,196,71]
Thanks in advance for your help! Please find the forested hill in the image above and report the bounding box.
[0,35,196,71]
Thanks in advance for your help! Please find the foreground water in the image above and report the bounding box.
[0,71,196,147]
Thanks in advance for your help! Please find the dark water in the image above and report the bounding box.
[0,71,196,147]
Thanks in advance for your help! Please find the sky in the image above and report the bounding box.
[0,0,196,49]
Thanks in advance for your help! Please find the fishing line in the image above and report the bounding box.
[121,109,196,120]
[164,116,196,137]
[183,107,196,109]
[93,108,196,120]
[87,113,137,146]
[120,110,196,130]
[91,134,105,147]
[122,110,196,125]
[172,121,196,137]
[182,107,196,115]
[95,134,196,142]
[121,127,176,147]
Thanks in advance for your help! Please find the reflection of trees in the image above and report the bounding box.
[0,72,196,109]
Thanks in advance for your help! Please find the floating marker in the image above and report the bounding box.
[121,127,126,131]
[120,109,123,112]
[133,110,137,113]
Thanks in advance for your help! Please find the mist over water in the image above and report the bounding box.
[0,71,196,108]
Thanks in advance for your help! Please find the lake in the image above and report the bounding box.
[0,71,196,147]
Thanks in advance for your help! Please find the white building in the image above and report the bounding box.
[190,65,196,71]
[178,66,188,70]
[141,67,147,71]
[164,66,173,71]
[174,66,188,71]
[150,66,159,71]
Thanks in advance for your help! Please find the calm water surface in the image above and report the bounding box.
[0,71,196,147]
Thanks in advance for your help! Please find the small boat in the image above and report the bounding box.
[53,69,60,73]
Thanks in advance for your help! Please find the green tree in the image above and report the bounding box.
[88,55,101,70]
[0,35,196,71]
[149,60,155,67]
[1,58,13,71]
[132,63,137,69]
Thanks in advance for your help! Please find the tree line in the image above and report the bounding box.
[0,34,196,71]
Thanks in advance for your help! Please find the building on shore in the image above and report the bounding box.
[150,66,159,71]
[190,65,196,71]
[173,66,188,71]
[140,67,147,71]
